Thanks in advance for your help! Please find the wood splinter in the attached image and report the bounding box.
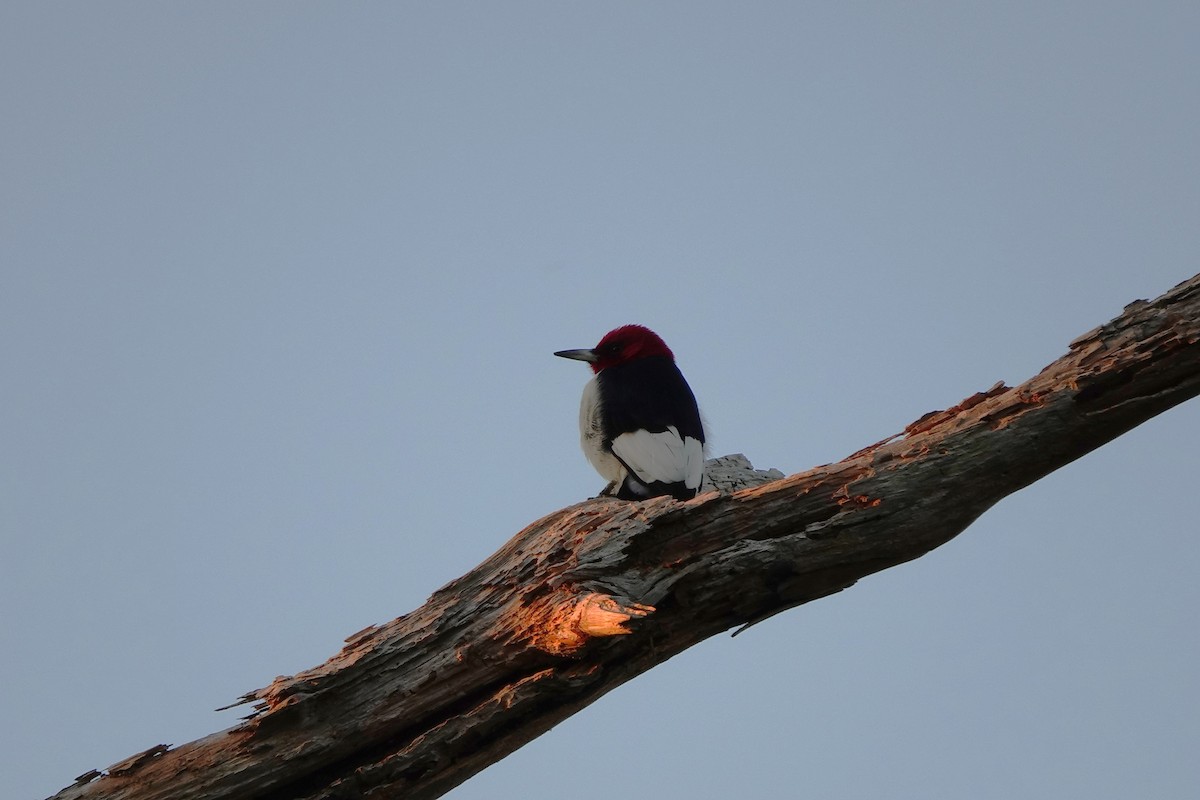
[512,589,657,656]
[574,592,655,637]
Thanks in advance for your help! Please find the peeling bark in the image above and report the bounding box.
[51,274,1200,800]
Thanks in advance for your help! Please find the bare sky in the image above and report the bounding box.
[3,3,1198,798]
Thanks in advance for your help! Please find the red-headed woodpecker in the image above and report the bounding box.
[555,324,706,501]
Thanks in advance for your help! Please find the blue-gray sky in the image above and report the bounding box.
[3,3,1198,798]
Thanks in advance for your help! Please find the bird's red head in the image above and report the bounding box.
[554,324,676,374]
[587,324,675,373]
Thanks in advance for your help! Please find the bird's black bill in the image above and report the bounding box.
[554,348,599,363]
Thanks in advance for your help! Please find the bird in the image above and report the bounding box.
[555,324,706,501]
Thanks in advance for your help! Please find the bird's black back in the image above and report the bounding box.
[596,356,704,445]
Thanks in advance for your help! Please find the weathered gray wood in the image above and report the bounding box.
[51,274,1200,800]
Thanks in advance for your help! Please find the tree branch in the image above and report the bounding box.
[52,274,1200,800]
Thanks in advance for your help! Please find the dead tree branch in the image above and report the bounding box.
[52,273,1200,800]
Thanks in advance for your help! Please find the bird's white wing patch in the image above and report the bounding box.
[681,432,704,490]
[612,426,704,490]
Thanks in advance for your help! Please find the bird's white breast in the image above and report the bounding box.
[578,376,625,483]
